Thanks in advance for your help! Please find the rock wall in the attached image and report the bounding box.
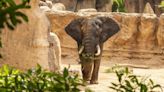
[0,0,60,71]
[46,11,164,67]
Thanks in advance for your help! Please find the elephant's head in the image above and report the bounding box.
[65,17,120,59]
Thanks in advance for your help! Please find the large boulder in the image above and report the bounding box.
[0,0,61,71]
[157,14,164,49]
[51,3,66,11]
[111,13,140,49]
[137,14,157,50]
[46,11,164,67]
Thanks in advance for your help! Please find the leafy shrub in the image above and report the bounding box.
[0,65,85,92]
[158,1,164,10]
[0,0,31,58]
[105,64,133,74]
[112,0,126,12]
[109,67,163,92]
[0,0,31,30]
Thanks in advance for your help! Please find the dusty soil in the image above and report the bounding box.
[61,56,164,92]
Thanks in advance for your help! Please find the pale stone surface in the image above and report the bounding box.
[137,14,157,50]
[46,0,53,8]
[78,8,97,12]
[0,0,60,71]
[111,13,140,49]
[48,32,61,71]
[157,14,164,49]
[143,3,155,14]
[51,3,66,11]
[40,6,51,12]
[39,1,47,6]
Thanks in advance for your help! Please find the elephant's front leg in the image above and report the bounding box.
[81,61,93,82]
[90,58,101,84]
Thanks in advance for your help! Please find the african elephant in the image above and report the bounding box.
[65,17,120,84]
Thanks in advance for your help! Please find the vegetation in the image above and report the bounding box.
[0,0,31,30]
[0,0,31,58]
[112,0,126,12]
[109,66,163,92]
[0,64,85,92]
[105,64,132,73]
[158,1,164,10]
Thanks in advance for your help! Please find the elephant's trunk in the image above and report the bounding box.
[83,37,95,54]
[95,45,101,56]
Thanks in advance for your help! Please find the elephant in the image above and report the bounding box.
[65,17,120,84]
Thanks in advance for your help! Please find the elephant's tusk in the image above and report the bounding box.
[95,45,101,56]
[78,45,84,54]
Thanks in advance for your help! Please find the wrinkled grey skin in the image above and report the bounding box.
[65,17,120,84]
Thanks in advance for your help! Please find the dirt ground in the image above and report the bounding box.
[61,56,164,92]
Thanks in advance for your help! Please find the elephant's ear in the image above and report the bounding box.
[65,18,84,43]
[98,17,120,43]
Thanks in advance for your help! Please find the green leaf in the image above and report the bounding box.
[152,84,162,89]
[125,80,133,90]
[10,14,17,26]
[140,84,148,92]
[6,0,16,6]
[63,68,69,78]
[149,79,154,85]
[15,11,29,22]
[116,71,123,83]
[6,21,14,30]
[111,82,118,87]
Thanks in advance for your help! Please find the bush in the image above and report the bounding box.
[105,64,133,73]
[112,0,126,12]
[109,67,163,92]
[0,65,85,92]
[0,0,31,30]
[0,0,31,58]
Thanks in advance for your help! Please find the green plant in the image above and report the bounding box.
[112,0,126,12]
[0,64,85,92]
[0,0,31,30]
[85,87,93,92]
[158,1,164,10]
[105,64,133,73]
[109,67,163,92]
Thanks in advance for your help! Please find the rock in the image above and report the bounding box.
[46,11,78,50]
[40,6,51,12]
[78,8,97,12]
[143,3,155,14]
[48,32,61,71]
[157,14,164,49]
[46,0,53,8]
[39,1,47,7]
[46,11,164,65]
[137,14,157,50]
[51,3,66,11]
[0,0,60,71]
[112,13,140,49]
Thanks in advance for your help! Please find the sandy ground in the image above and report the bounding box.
[62,57,164,92]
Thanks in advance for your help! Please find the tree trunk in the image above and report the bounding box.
[125,0,139,12]
[75,0,96,11]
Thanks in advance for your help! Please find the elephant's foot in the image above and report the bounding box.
[83,77,91,81]
[90,80,98,84]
